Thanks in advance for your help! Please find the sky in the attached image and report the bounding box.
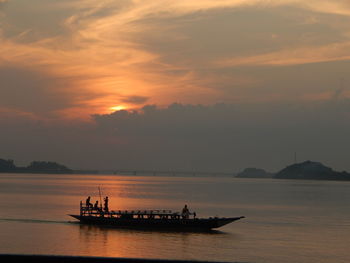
[1,0,350,172]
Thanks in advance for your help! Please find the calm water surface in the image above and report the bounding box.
[0,173,349,263]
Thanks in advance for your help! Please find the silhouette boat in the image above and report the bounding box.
[70,201,244,231]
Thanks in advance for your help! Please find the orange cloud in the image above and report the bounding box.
[1,0,350,120]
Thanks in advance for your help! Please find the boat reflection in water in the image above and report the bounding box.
[70,199,244,232]
[76,223,238,260]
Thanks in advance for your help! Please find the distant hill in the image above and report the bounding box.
[0,159,73,174]
[236,168,273,178]
[25,161,73,174]
[0,159,16,172]
[274,160,350,181]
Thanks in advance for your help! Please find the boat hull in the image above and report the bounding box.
[69,215,244,231]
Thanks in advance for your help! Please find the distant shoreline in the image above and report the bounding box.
[2,158,350,181]
[0,159,98,175]
[0,170,99,175]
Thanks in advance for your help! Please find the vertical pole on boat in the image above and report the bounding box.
[98,186,103,210]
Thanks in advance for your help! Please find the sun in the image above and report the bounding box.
[109,105,126,112]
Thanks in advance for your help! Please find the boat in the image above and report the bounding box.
[69,200,245,231]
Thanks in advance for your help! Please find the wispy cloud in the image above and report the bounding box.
[217,41,350,67]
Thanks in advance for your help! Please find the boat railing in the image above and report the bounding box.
[79,201,197,220]
[110,210,175,215]
[79,201,182,219]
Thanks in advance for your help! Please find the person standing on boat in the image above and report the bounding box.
[104,196,109,213]
[86,196,92,209]
[182,204,190,219]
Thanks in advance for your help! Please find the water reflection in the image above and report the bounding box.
[77,224,233,260]
[1,173,349,263]
[79,225,109,255]
[78,224,227,235]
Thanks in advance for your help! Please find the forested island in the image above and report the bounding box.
[237,161,350,181]
[275,160,350,181]
[0,159,73,174]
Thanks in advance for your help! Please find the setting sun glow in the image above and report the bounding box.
[110,105,127,112]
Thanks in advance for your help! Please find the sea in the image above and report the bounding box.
[0,173,349,263]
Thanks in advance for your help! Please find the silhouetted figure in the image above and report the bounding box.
[182,204,190,219]
[104,196,109,213]
[193,212,196,219]
[94,201,99,210]
[86,196,92,208]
